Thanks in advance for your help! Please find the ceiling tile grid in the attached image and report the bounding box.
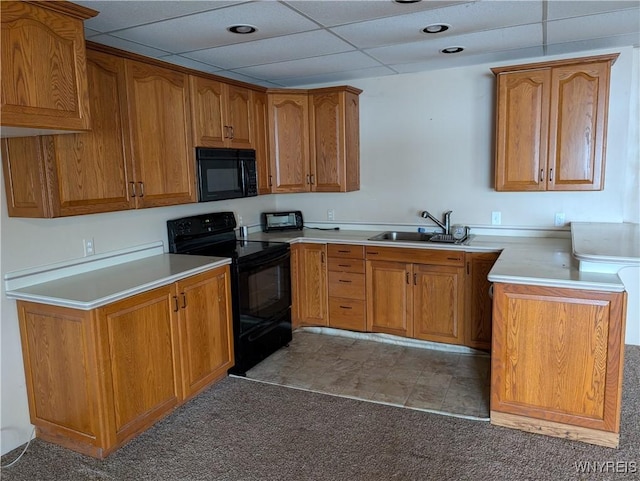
[76,0,640,87]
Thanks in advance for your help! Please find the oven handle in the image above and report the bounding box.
[238,248,290,273]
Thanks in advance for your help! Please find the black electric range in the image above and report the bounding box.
[167,211,292,375]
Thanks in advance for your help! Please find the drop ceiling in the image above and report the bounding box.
[77,0,640,87]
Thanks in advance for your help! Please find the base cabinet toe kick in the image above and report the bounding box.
[490,282,627,448]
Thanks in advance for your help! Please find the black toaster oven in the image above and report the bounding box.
[261,211,303,232]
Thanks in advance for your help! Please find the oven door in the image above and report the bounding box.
[236,247,291,338]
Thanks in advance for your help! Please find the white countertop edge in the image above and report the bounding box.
[5,258,231,310]
[4,241,165,291]
[285,236,500,253]
[487,274,625,292]
[573,253,640,266]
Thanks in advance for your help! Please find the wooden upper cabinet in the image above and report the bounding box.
[493,54,617,192]
[126,60,195,207]
[253,91,271,194]
[190,76,252,149]
[310,87,361,192]
[268,92,310,193]
[1,49,134,217]
[1,1,97,135]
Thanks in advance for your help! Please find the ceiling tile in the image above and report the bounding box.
[546,1,640,20]
[331,1,543,49]
[366,24,542,65]
[183,30,355,69]
[110,2,319,54]
[546,34,640,55]
[233,51,383,81]
[156,55,224,73]
[546,9,640,44]
[86,34,171,58]
[272,66,398,87]
[76,1,240,33]
[283,0,471,27]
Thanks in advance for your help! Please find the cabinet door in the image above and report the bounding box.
[189,76,226,148]
[97,286,181,446]
[495,69,550,191]
[226,84,252,148]
[1,1,94,132]
[366,260,412,337]
[548,62,611,191]
[310,90,360,192]
[268,93,310,193]
[175,268,233,401]
[46,49,134,215]
[465,252,499,350]
[253,91,271,194]
[294,243,328,326]
[491,283,626,445]
[413,264,465,345]
[126,60,195,207]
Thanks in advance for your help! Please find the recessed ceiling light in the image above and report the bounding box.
[394,0,423,3]
[422,24,450,34]
[228,25,257,34]
[440,46,464,54]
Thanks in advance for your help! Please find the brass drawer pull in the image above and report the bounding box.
[172,296,179,312]
[338,279,352,283]
[338,264,352,268]
[447,257,460,261]
[339,305,353,310]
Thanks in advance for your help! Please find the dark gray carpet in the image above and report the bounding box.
[2,345,638,481]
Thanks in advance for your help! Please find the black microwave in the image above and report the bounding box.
[196,147,258,202]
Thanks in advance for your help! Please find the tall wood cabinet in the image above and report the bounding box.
[268,91,311,193]
[491,283,627,448]
[292,243,328,327]
[493,54,618,191]
[465,252,500,350]
[17,266,232,458]
[189,76,252,149]
[1,1,97,135]
[309,87,361,192]
[125,59,195,207]
[365,247,465,344]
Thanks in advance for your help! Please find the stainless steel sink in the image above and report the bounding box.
[368,231,434,242]
[368,231,472,245]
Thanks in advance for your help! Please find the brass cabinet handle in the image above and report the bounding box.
[339,305,353,310]
[306,174,311,184]
[406,272,410,284]
[321,252,325,263]
[310,174,315,184]
[129,181,136,197]
[181,292,187,309]
[549,168,553,182]
[338,279,352,283]
[413,273,417,285]
[540,169,544,182]
[269,175,273,187]
[173,296,179,312]
[138,181,144,197]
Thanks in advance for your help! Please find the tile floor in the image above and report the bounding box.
[245,330,491,420]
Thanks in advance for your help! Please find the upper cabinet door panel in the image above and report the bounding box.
[126,60,195,207]
[548,62,610,191]
[48,49,133,215]
[190,76,226,148]
[495,69,550,191]
[311,92,343,191]
[226,85,252,149]
[1,1,95,133]
[268,93,310,193]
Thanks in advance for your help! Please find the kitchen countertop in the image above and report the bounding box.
[5,253,230,310]
[250,227,626,292]
[572,222,640,266]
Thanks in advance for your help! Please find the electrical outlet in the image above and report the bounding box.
[491,211,501,225]
[554,212,565,227]
[327,209,335,221]
[83,238,95,256]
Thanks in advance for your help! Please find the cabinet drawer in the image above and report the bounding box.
[365,246,464,266]
[329,298,366,332]
[328,244,365,259]
[328,257,365,273]
[328,272,365,300]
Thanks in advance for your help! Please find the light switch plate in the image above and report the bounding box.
[491,211,501,225]
[555,213,565,227]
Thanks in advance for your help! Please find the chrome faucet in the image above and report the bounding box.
[421,210,452,235]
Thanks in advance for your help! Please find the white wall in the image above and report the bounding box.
[2,45,638,455]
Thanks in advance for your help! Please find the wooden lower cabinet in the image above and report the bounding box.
[17,266,232,458]
[292,243,328,327]
[366,260,413,337]
[465,252,500,350]
[491,283,627,447]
